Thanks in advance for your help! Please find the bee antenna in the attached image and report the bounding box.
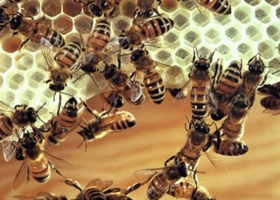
[272,69,280,75]
[72,72,86,84]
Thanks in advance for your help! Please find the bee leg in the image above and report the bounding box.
[19,38,30,51]
[164,155,175,166]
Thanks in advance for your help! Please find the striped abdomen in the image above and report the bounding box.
[141,17,174,39]
[147,174,168,200]
[84,187,106,200]
[144,71,165,104]
[196,0,231,15]
[87,19,111,51]
[215,62,242,102]
[260,96,280,111]
[105,111,136,131]
[55,41,82,68]
[35,23,65,47]
[222,117,245,141]
[215,140,248,156]
[190,86,209,119]
[30,157,51,183]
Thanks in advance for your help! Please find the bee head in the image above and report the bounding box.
[131,49,146,62]
[10,13,23,30]
[27,107,37,123]
[88,3,102,17]
[22,131,37,149]
[77,130,94,140]
[194,121,210,134]
[103,64,117,79]
[248,54,265,74]
[177,162,188,177]
[194,59,210,71]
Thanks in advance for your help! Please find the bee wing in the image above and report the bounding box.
[36,192,56,199]
[109,36,124,49]
[43,150,74,178]
[204,149,228,173]
[98,180,114,191]
[175,80,192,99]
[130,81,144,103]
[84,178,113,191]
[2,139,17,162]
[13,160,29,190]
[207,84,218,115]
[134,168,162,177]
[40,38,55,68]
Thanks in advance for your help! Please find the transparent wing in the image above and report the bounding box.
[43,150,74,178]
[13,160,29,190]
[175,79,192,99]
[134,168,162,177]
[84,178,113,191]
[204,148,228,173]
[130,81,144,103]
[36,192,56,199]
[2,138,17,162]
[40,38,55,68]
[97,180,114,191]
[207,84,218,115]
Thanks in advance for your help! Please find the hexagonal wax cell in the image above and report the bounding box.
[53,14,73,35]
[42,0,62,17]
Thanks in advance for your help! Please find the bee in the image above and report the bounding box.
[118,17,174,50]
[44,96,85,146]
[13,129,73,190]
[102,60,146,106]
[5,12,65,48]
[260,96,280,114]
[135,162,191,200]
[40,38,83,93]
[258,82,280,97]
[165,119,211,168]
[235,53,266,108]
[77,100,136,146]
[134,0,161,18]
[73,19,118,85]
[100,91,125,109]
[13,192,68,200]
[167,180,216,200]
[176,47,217,124]
[130,48,166,104]
[211,59,243,121]
[73,0,120,18]
[220,93,249,142]
[181,0,231,15]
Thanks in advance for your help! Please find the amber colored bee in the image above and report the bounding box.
[119,17,174,50]
[176,47,217,123]
[221,94,250,142]
[135,162,191,200]
[187,0,231,15]
[41,39,83,93]
[211,59,243,120]
[73,0,120,18]
[6,12,65,48]
[130,48,166,104]
[165,119,211,168]
[103,61,146,106]
[135,0,161,18]
[44,96,84,146]
[13,130,73,190]
[77,101,136,144]
[167,180,216,200]
[235,53,266,108]
[13,192,68,200]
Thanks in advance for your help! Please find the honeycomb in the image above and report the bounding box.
[0,0,280,199]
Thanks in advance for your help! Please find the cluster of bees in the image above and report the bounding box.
[0,0,279,199]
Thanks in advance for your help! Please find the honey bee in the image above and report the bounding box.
[260,96,280,115]
[77,100,136,145]
[44,96,85,146]
[6,12,65,48]
[118,17,174,50]
[235,53,266,108]
[180,0,231,15]
[134,0,161,18]
[220,93,249,142]
[176,47,217,123]
[102,61,146,106]
[135,162,191,200]
[13,192,68,200]
[258,81,280,97]
[73,19,118,85]
[130,48,167,104]
[73,0,120,18]
[165,119,211,168]
[13,129,73,190]
[41,38,83,93]
[167,180,216,200]
[211,59,243,121]
[64,177,144,200]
